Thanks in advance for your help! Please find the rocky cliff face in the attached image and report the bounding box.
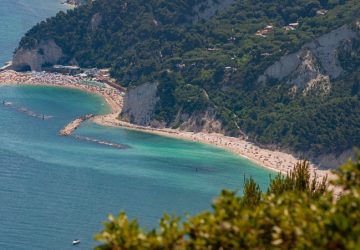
[12,40,64,71]
[175,108,224,134]
[120,25,359,136]
[258,25,358,93]
[120,82,160,126]
[311,149,355,169]
[11,0,236,71]
[12,11,102,71]
[120,82,225,133]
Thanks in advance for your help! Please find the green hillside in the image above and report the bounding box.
[16,0,360,158]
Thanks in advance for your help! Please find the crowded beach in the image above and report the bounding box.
[0,70,123,114]
[93,115,332,182]
[0,69,331,182]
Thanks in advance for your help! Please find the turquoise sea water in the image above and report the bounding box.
[0,1,273,249]
[0,85,274,249]
[0,0,66,65]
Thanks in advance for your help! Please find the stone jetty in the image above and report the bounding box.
[59,114,94,136]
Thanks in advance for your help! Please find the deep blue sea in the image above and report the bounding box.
[0,0,66,65]
[0,1,273,249]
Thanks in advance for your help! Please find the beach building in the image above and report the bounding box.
[48,65,81,75]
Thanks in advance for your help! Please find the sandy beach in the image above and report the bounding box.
[0,70,122,113]
[92,114,331,180]
[0,70,332,181]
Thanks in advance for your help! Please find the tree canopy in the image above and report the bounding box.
[17,0,360,157]
[94,155,360,250]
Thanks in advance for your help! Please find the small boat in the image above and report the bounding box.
[72,239,81,245]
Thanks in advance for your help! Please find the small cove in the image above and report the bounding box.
[0,85,273,249]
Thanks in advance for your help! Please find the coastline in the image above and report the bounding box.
[92,114,331,179]
[0,70,122,114]
[0,70,331,180]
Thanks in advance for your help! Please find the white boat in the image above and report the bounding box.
[72,239,81,245]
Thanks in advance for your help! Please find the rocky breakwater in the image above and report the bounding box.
[59,114,94,136]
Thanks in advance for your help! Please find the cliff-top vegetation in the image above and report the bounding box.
[17,0,360,158]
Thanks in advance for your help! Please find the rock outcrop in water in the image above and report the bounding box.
[59,114,94,136]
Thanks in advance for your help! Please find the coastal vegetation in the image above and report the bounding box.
[95,156,360,249]
[15,0,360,158]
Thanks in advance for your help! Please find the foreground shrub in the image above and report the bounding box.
[95,156,360,250]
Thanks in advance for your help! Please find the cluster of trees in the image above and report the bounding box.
[17,0,360,156]
[94,156,360,249]
[236,74,360,155]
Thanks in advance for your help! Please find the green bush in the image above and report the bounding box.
[94,155,360,249]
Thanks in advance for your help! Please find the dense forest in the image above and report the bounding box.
[16,0,360,158]
[94,156,360,249]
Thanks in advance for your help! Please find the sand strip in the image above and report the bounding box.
[0,70,333,182]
